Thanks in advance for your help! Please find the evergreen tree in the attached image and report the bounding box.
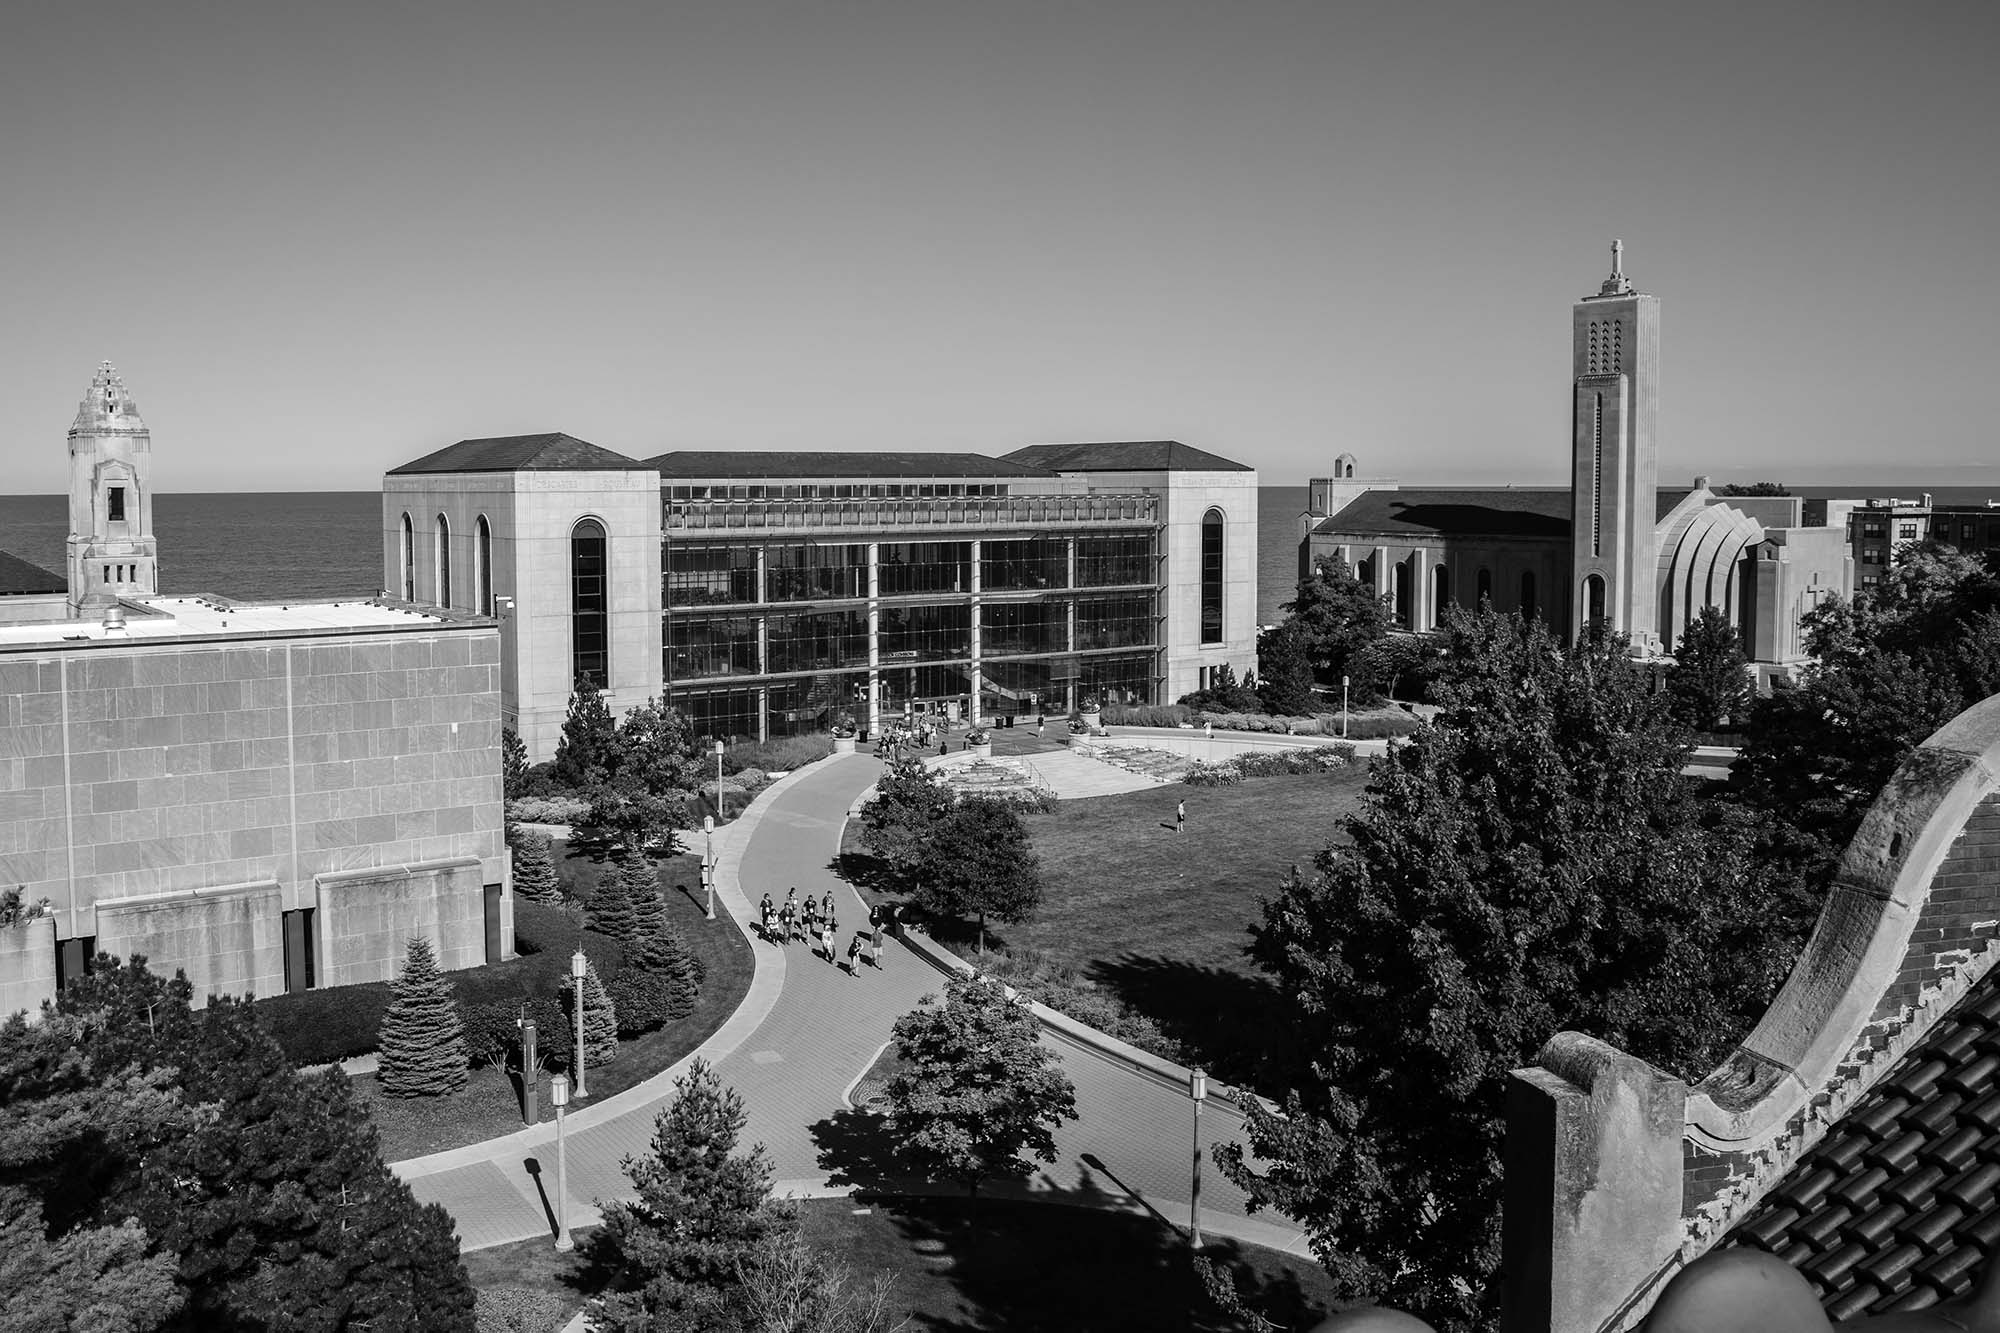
[622,852,664,937]
[553,676,617,794]
[610,927,704,1034]
[1217,606,1791,1326]
[501,726,529,800]
[377,937,470,1098]
[509,826,562,906]
[915,798,1044,951]
[559,960,619,1069]
[593,1059,793,1333]
[591,859,642,943]
[882,974,1078,1201]
[1666,606,1753,732]
[41,957,477,1331]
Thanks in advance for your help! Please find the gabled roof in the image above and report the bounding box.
[387,433,646,475]
[646,450,1053,480]
[1002,441,1253,473]
[1728,967,2000,1316]
[0,550,65,596]
[1311,488,1573,540]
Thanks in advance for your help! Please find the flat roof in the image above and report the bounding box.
[648,450,1054,479]
[0,596,484,650]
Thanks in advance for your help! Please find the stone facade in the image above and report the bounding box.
[0,621,508,1006]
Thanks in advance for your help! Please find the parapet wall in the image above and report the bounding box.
[1502,693,2000,1333]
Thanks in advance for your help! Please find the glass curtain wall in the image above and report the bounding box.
[1075,534,1152,587]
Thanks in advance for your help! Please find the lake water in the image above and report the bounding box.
[2,482,1989,623]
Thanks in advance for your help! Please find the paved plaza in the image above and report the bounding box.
[392,752,1308,1257]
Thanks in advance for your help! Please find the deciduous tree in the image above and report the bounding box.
[881,974,1078,1202]
[592,1059,792,1333]
[1666,606,1752,732]
[1255,621,1320,715]
[914,798,1043,951]
[1281,564,1391,697]
[591,697,704,854]
[859,757,954,889]
[1217,607,1793,1327]
[377,936,470,1097]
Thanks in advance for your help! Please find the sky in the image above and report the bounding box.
[3,0,1996,492]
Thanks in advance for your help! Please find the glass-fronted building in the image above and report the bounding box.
[386,437,1257,757]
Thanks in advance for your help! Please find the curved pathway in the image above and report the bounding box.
[394,753,1306,1257]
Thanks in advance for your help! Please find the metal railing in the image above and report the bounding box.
[664,492,1159,533]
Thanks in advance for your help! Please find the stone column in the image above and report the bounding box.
[1502,1033,1686,1333]
[1373,544,1391,601]
[755,545,766,604]
[968,539,983,727]
[866,541,881,736]
[1412,547,1433,630]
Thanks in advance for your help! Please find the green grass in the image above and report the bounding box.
[461,1196,1341,1332]
[841,767,1372,1083]
[364,847,756,1162]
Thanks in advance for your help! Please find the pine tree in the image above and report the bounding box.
[509,826,562,905]
[623,853,664,937]
[554,676,617,794]
[592,859,642,943]
[593,1058,792,1332]
[560,960,619,1068]
[613,918,705,1033]
[377,937,470,1097]
[501,726,529,800]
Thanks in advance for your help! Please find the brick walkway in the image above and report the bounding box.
[393,753,1306,1257]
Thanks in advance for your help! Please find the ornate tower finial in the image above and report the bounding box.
[1598,239,1635,297]
[66,362,158,612]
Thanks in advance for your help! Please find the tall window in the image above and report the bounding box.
[435,514,452,607]
[475,515,493,616]
[1583,573,1606,627]
[1477,567,1492,606]
[400,513,414,601]
[572,518,609,687]
[1199,508,1224,644]
[1520,570,1537,620]
[1433,564,1451,622]
[107,486,126,522]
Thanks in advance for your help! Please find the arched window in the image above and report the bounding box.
[1476,567,1492,606]
[1199,508,1225,644]
[572,518,609,687]
[1583,573,1607,628]
[1520,570,1537,620]
[400,513,414,602]
[435,514,452,607]
[1392,558,1412,628]
[475,515,493,616]
[1433,564,1451,623]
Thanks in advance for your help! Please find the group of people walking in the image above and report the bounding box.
[757,888,894,975]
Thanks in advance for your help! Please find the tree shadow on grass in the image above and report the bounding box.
[1086,955,1299,1090]
[851,1189,1335,1332]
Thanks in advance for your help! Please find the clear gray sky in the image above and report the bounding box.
[3,0,1995,491]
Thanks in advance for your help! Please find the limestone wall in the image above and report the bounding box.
[96,881,283,1003]
[0,916,56,1019]
[315,857,486,988]
[0,624,506,997]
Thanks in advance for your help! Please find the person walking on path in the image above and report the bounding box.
[1176,799,1186,835]
[939,737,948,758]
[820,891,834,924]
[759,892,774,941]
[1036,714,1046,738]
[820,916,836,963]
[845,933,863,975]
[801,896,818,943]
[870,915,885,967]
[778,897,794,945]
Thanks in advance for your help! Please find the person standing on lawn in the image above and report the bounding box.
[1176,799,1186,834]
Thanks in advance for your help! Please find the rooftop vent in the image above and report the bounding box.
[102,606,128,638]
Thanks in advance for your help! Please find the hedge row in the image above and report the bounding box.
[254,901,625,1068]
[1099,701,1421,740]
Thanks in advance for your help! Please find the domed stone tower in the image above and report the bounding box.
[66,362,158,612]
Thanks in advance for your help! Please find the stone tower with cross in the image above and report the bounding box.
[1569,240,1662,648]
[66,362,159,612]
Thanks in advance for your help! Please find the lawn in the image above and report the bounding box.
[363,845,756,1162]
[462,1195,1341,1332]
[841,766,1372,1084]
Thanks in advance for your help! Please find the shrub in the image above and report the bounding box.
[377,937,470,1097]
[1182,762,1243,787]
[1101,703,1194,728]
[732,766,769,790]
[474,1284,577,1333]
[721,732,835,775]
[463,1000,525,1070]
[968,946,1190,1064]
[254,980,392,1067]
[506,795,592,825]
[515,761,565,799]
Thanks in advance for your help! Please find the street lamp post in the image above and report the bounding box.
[570,947,589,1099]
[550,1073,573,1252]
[1190,1066,1207,1250]
[713,739,725,819]
[1341,675,1350,740]
[703,814,716,920]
